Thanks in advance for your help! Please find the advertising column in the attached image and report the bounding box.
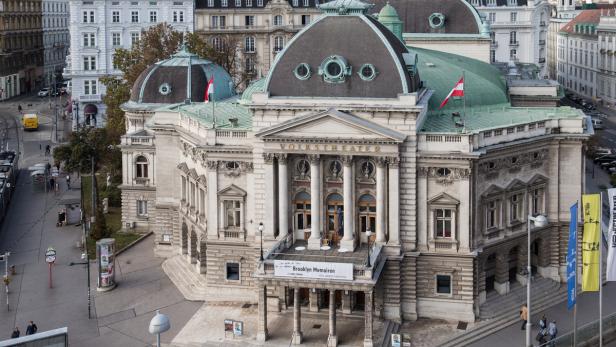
[96,238,116,291]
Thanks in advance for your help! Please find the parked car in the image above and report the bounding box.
[592,118,604,130]
[594,154,616,163]
[600,160,616,168]
[37,88,50,97]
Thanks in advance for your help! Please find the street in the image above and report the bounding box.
[0,95,200,346]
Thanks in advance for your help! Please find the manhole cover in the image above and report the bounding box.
[312,324,321,329]
[457,321,468,330]
[241,303,251,308]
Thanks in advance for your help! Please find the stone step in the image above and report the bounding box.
[440,285,567,347]
[162,255,208,301]
[479,280,560,319]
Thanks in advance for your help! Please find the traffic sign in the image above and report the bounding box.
[45,255,56,263]
[45,247,56,257]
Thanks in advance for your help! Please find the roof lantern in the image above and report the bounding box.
[376,2,404,41]
[318,0,374,15]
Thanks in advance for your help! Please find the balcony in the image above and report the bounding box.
[539,39,546,45]
[540,21,546,27]
[79,94,101,102]
[539,58,546,63]
[509,41,519,47]
[218,228,246,241]
[256,234,386,284]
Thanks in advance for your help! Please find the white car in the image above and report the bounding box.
[37,88,50,97]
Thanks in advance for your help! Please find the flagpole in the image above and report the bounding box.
[599,192,604,347]
[462,70,466,128]
[574,199,579,347]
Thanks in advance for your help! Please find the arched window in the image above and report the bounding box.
[135,155,148,178]
[274,36,284,52]
[244,36,255,53]
[273,15,282,26]
[358,194,376,235]
[294,191,311,234]
[326,193,344,243]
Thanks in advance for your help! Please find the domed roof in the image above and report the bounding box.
[378,2,399,20]
[128,45,235,107]
[371,0,484,34]
[265,0,421,98]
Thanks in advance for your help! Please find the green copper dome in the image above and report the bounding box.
[377,2,403,40]
[378,2,399,19]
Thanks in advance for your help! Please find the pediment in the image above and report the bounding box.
[218,184,247,197]
[505,179,526,191]
[481,184,504,197]
[255,108,406,142]
[527,174,548,186]
[428,192,460,205]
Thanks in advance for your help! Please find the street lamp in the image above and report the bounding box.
[526,214,548,347]
[148,310,170,347]
[258,222,264,261]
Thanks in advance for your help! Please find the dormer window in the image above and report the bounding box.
[318,55,351,83]
[358,64,377,81]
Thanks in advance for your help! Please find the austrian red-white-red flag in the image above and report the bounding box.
[439,77,464,109]
[204,77,215,103]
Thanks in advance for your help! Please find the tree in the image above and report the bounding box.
[53,127,116,174]
[91,188,110,240]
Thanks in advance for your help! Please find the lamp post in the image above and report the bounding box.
[258,222,264,261]
[526,214,548,347]
[148,310,170,347]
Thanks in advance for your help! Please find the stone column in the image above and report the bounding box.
[263,153,276,238]
[341,156,355,250]
[308,155,322,250]
[328,289,338,347]
[292,287,303,345]
[364,290,374,347]
[494,253,510,295]
[341,290,351,314]
[375,158,387,244]
[278,154,289,239]
[206,161,218,239]
[387,157,400,245]
[257,285,268,342]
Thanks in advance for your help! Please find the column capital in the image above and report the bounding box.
[340,155,353,166]
[376,156,388,168]
[387,156,400,168]
[307,154,321,164]
[276,153,288,164]
[263,152,276,164]
[206,160,219,170]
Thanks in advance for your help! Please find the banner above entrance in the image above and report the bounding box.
[274,260,354,281]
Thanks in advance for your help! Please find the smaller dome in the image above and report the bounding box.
[128,45,235,106]
[378,2,399,20]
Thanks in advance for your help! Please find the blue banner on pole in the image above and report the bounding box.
[567,202,578,310]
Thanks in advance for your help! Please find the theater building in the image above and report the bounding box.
[119,0,590,345]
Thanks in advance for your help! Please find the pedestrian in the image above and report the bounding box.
[17,105,22,113]
[49,177,55,192]
[548,320,558,343]
[536,315,548,344]
[66,174,70,189]
[520,304,528,330]
[25,321,37,335]
[55,162,60,171]
[11,327,19,338]
[45,145,50,156]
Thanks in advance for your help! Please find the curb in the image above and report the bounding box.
[115,231,153,257]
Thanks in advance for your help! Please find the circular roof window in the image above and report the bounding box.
[294,63,311,80]
[319,55,351,83]
[159,83,172,96]
[358,64,377,81]
[429,13,445,29]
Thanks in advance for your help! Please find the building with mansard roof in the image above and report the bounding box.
[120,0,590,345]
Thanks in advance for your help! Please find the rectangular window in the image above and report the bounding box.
[83,33,95,47]
[257,0,263,6]
[112,11,120,23]
[208,0,214,6]
[436,275,452,295]
[220,16,226,27]
[190,182,195,206]
[83,56,96,70]
[131,10,139,23]
[221,0,227,6]
[235,0,240,6]
[531,188,544,215]
[199,189,206,214]
[293,0,298,6]
[435,209,452,238]
[211,15,218,28]
[224,200,241,227]
[112,32,121,46]
[301,15,310,25]
[488,12,495,23]
[303,0,308,6]
[246,0,252,6]
[181,176,187,200]
[149,10,157,22]
[83,10,94,22]
[137,200,148,216]
[131,32,140,46]
[90,10,94,22]
[83,79,97,95]
[226,263,240,280]
[486,200,498,229]
[510,194,522,222]
[510,12,517,23]
[245,15,254,27]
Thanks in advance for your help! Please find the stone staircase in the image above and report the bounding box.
[440,277,567,347]
[162,255,207,302]
[379,319,401,347]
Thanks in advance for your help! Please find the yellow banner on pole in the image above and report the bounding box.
[582,194,601,292]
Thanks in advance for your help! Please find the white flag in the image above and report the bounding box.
[607,188,616,281]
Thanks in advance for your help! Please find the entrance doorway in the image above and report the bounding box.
[293,191,311,240]
[358,194,376,244]
[326,193,343,246]
[485,253,496,292]
[508,246,519,283]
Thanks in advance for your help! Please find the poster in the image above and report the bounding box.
[233,321,243,336]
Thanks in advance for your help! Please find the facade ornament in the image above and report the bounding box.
[387,156,400,168]
[276,153,288,164]
[417,167,471,183]
[206,160,219,170]
[306,154,320,164]
[263,152,276,164]
[375,156,388,168]
[478,149,548,175]
[340,155,353,166]
[239,161,254,173]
